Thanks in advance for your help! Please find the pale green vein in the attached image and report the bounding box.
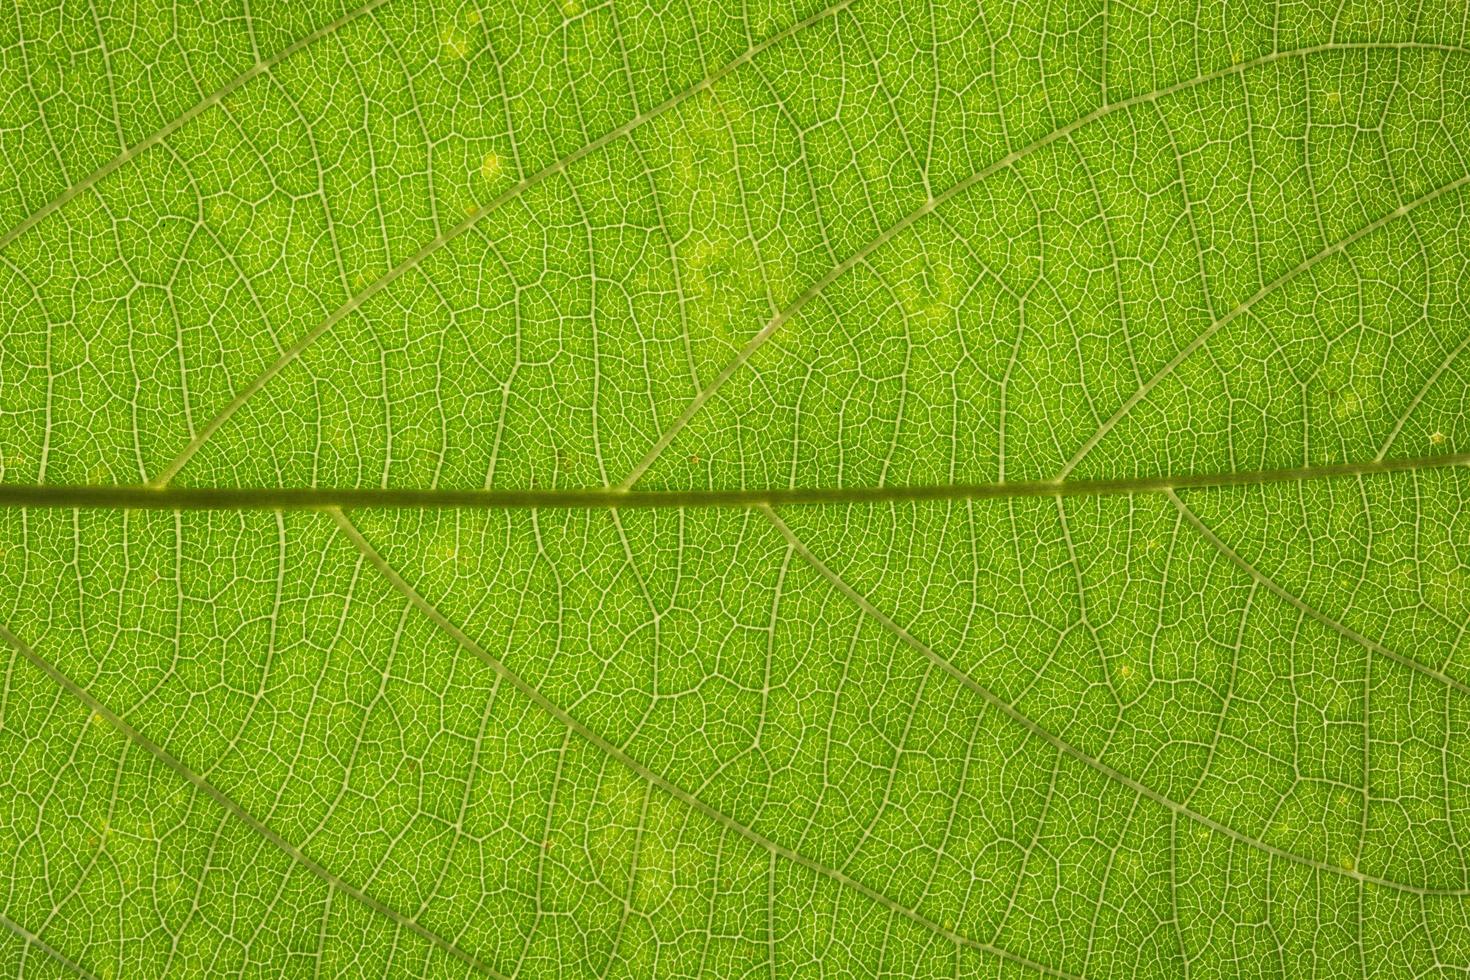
[1058,171,1470,478]
[1376,327,1470,461]
[149,0,856,489]
[326,508,1081,980]
[0,0,393,254]
[1166,489,1470,696]
[621,40,1470,489]
[0,908,96,980]
[759,506,1470,897]
[1,450,1465,510]
[0,623,504,978]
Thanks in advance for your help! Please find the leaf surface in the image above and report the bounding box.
[2,1,1469,976]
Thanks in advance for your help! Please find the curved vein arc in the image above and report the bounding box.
[326,508,1079,980]
[0,0,393,254]
[1057,171,1470,479]
[1165,489,1470,695]
[0,623,503,978]
[621,40,1470,489]
[149,0,857,489]
[1375,327,1470,461]
[758,506,1470,897]
[0,908,96,980]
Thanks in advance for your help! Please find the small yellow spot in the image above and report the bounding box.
[1326,91,1341,104]
[466,8,482,24]
[1335,792,1352,807]
[562,0,580,15]
[1431,431,1446,445]
[90,712,105,727]
[1117,664,1134,680]
[481,152,502,181]
[442,28,469,58]
[1340,855,1356,872]
[465,201,480,216]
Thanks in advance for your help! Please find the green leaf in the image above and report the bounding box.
[2,1,1469,976]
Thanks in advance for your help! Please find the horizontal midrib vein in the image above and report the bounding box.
[2,451,1466,510]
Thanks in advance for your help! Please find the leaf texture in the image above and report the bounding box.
[2,0,1469,976]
